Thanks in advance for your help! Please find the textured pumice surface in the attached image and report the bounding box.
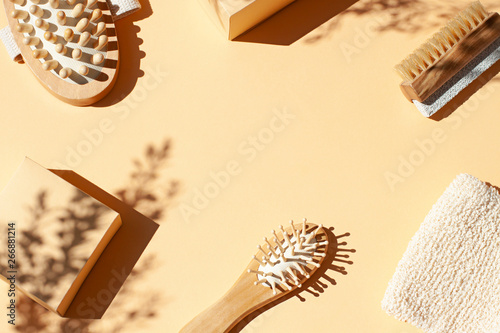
[414,36,500,116]
[382,174,500,333]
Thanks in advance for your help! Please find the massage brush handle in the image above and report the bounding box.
[180,269,275,333]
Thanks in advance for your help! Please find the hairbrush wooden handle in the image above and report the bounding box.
[180,271,273,333]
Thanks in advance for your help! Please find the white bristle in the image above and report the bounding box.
[252,255,264,266]
[290,220,298,239]
[472,1,488,19]
[247,269,265,275]
[257,245,269,259]
[279,225,293,247]
[306,260,320,268]
[442,26,459,45]
[428,37,446,55]
[274,237,284,252]
[254,278,267,286]
[249,222,327,293]
[433,32,452,53]
[414,49,433,67]
[422,41,441,61]
[268,245,279,259]
[453,16,470,35]
[395,1,490,82]
[263,258,275,267]
[314,224,323,236]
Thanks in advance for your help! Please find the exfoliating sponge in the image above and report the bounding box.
[382,174,500,333]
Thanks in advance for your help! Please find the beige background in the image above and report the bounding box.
[1,0,500,332]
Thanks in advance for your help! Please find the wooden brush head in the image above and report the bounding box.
[4,0,119,106]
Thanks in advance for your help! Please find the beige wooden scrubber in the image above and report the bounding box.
[2,0,122,105]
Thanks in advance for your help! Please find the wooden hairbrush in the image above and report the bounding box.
[3,0,118,105]
[180,219,329,333]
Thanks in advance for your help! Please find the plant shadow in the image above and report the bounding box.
[235,0,359,45]
[234,0,469,45]
[229,226,355,333]
[7,139,178,333]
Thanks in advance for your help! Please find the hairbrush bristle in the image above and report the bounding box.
[395,1,490,81]
[249,220,328,295]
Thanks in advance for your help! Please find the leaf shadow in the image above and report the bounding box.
[301,0,464,44]
[8,138,178,333]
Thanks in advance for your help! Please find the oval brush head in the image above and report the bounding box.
[4,0,119,106]
[180,219,329,333]
[249,219,328,295]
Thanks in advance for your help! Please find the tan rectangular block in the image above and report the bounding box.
[199,0,295,39]
[0,157,122,316]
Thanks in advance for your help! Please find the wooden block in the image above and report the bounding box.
[0,158,122,317]
[198,0,296,40]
